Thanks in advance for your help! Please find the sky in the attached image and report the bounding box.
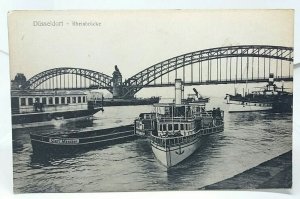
[8,10,293,78]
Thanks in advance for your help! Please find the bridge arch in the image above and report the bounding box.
[122,45,293,97]
[21,67,112,91]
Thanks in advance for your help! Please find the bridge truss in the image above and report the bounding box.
[122,45,293,97]
[20,45,293,98]
[21,67,112,91]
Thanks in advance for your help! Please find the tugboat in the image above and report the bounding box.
[11,90,104,128]
[225,73,293,113]
[183,88,209,104]
[135,79,224,168]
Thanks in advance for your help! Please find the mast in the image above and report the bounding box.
[245,57,249,96]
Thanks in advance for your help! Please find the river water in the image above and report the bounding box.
[12,98,292,192]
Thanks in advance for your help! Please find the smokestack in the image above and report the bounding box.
[175,79,182,104]
[193,88,199,97]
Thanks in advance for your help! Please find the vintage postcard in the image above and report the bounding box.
[9,10,293,193]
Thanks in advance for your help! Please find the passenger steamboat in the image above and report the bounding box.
[11,90,103,128]
[135,79,224,168]
[225,73,293,113]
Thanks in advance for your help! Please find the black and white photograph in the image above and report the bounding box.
[6,9,295,193]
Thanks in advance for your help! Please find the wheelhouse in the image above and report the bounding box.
[153,103,206,137]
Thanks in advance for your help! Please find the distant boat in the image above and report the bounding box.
[102,96,160,106]
[183,88,209,104]
[225,73,292,113]
[135,79,224,168]
[11,90,104,128]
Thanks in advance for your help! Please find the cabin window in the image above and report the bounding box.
[83,96,86,103]
[78,96,82,103]
[55,97,59,104]
[174,124,179,130]
[67,97,71,104]
[20,98,26,106]
[186,124,189,130]
[28,98,33,105]
[72,97,76,103]
[42,97,47,104]
[180,124,184,130]
[168,124,172,131]
[49,97,53,105]
[35,98,40,103]
[159,124,162,131]
[163,124,167,131]
[61,97,65,104]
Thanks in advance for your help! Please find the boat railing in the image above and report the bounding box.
[157,111,222,122]
[150,123,224,148]
[157,117,195,123]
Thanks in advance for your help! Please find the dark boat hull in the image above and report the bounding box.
[101,97,160,107]
[12,107,103,125]
[272,100,293,112]
[30,124,136,155]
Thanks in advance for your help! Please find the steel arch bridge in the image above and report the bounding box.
[20,45,293,98]
[21,67,113,91]
[121,45,293,97]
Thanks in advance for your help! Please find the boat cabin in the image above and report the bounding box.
[153,103,206,137]
[134,113,157,135]
[11,90,89,114]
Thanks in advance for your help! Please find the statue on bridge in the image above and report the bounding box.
[112,65,122,80]
[11,73,27,90]
[114,65,120,73]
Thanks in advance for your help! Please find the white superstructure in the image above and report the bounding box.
[147,79,224,168]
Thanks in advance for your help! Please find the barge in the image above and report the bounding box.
[30,124,135,155]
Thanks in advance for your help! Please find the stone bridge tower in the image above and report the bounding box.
[112,65,123,98]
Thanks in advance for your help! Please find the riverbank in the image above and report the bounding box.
[201,150,292,190]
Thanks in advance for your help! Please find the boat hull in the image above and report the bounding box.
[227,102,272,113]
[30,124,136,155]
[151,137,201,167]
[101,97,160,107]
[151,125,224,168]
[12,107,103,126]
